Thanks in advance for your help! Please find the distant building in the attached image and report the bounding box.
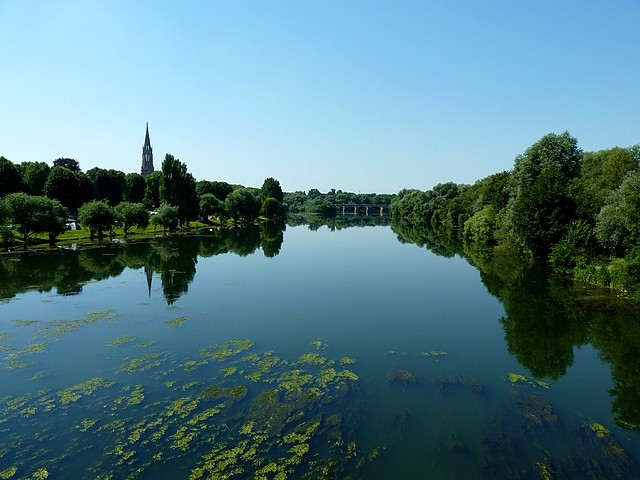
[140,122,154,178]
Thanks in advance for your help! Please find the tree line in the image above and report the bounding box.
[0,154,286,244]
[284,189,395,216]
[390,132,640,299]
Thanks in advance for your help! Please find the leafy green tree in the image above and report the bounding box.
[260,177,284,204]
[463,205,498,246]
[124,173,146,203]
[260,197,284,218]
[0,200,12,245]
[575,146,640,220]
[507,132,582,255]
[0,156,22,198]
[283,191,308,213]
[77,200,117,239]
[199,193,225,218]
[595,171,640,256]
[160,154,199,226]
[305,199,336,216]
[4,193,67,242]
[87,167,127,206]
[224,188,260,222]
[196,180,234,201]
[52,157,80,171]
[143,171,163,209]
[115,202,149,236]
[150,203,179,234]
[44,166,83,212]
[20,161,50,196]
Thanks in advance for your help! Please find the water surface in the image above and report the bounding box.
[0,224,638,479]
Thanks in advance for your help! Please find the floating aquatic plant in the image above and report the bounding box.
[309,339,328,350]
[0,466,17,479]
[5,360,33,370]
[386,369,417,384]
[295,353,326,366]
[508,373,549,389]
[12,320,39,327]
[58,377,115,404]
[107,336,136,347]
[201,339,254,361]
[421,351,448,358]
[166,316,189,327]
[586,421,610,439]
[118,353,164,373]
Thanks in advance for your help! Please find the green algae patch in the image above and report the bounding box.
[166,316,189,327]
[113,385,145,408]
[32,467,49,479]
[310,339,328,350]
[5,360,33,370]
[117,353,164,373]
[586,421,610,439]
[58,377,116,404]
[200,384,248,403]
[386,369,417,384]
[0,338,378,480]
[421,351,448,358]
[78,418,99,432]
[12,320,39,327]
[294,352,326,366]
[508,373,549,389]
[0,467,17,479]
[201,339,253,361]
[108,336,136,347]
[36,310,120,338]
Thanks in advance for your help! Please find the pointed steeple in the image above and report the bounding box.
[141,122,154,178]
[144,122,151,148]
[145,265,153,297]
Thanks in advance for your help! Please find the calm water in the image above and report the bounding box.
[0,223,639,479]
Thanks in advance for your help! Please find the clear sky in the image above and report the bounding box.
[1,1,639,194]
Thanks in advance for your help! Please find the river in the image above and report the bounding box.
[0,222,638,479]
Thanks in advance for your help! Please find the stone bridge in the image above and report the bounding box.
[336,204,390,216]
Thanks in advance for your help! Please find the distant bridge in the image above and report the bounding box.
[336,204,390,216]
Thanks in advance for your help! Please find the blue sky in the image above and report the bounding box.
[1,1,639,194]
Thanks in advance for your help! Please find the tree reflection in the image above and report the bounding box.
[0,221,285,305]
[261,220,285,258]
[396,225,640,428]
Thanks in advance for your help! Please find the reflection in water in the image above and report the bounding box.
[0,223,284,305]
[0,220,639,478]
[393,219,640,429]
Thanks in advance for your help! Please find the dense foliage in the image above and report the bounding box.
[284,189,395,215]
[391,132,640,299]
[0,153,289,246]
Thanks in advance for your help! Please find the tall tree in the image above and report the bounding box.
[52,157,80,171]
[0,156,22,198]
[44,166,83,212]
[507,132,582,255]
[143,171,163,209]
[115,201,149,236]
[196,180,234,201]
[160,154,198,226]
[87,167,126,206]
[125,173,146,203]
[224,188,260,222]
[260,177,284,203]
[4,193,67,242]
[20,161,50,196]
[77,200,117,239]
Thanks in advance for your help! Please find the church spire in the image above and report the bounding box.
[141,122,154,178]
